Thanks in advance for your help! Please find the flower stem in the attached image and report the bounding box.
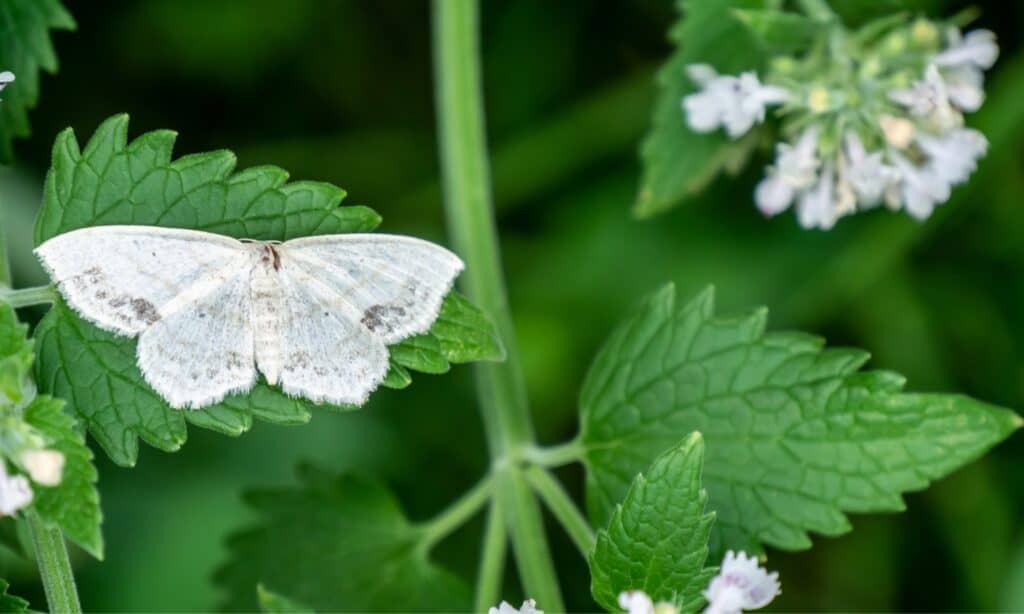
[418,476,492,553]
[522,438,585,468]
[432,0,564,609]
[474,502,507,612]
[0,285,57,308]
[524,466,596,558]
[26,510,82,614]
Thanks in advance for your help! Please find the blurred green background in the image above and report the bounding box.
[1,0,1024,611]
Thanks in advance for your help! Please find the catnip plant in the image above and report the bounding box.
[0,0,1019,612]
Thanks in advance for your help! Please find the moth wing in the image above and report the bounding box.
[136,267,257,409]
[35,225,249,335]
[281,234,464,344]
[276,264,389,406]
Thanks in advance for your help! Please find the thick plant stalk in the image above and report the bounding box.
[431,0,564,609]
[26,510,82,613]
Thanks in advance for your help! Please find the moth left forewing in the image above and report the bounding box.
[280,234,464,344]
[35,225,248,336]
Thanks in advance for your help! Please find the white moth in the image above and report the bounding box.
[35,225,464,409]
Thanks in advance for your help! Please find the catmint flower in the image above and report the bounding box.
[0,462,32,516]
[841,132,898,207]
[889,153,951,220]
[754,127,820,216]
[703,551,780,614]
[20,449,65,487]
[488,599,542,614]
[618,590,679,614]
[683,64,789,139]
[889,64,962,131]
[935,29,998,70]
[916,128,988,185]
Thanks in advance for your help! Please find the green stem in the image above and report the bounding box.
[524,466,596,558]
[522,438,584,468]
[26,510,82,614]
[474,502,507,612]
[418,476,492,553]
[0,285,57,308]
[432,0,563,609]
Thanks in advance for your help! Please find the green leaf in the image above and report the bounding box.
[0,302,33,408]
[429,292,505,363]
[590,433,715,613]
[580,284,1022,555]
[23,395,102,558]
[257,584,313,613]
[0,579,29,613]
[31,114,502,467]
[0,0,74,163]
[635,0,765,218]
[733,9,823,54]
[215,466,470,612]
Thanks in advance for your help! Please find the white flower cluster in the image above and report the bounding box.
[617,550,779,614]
[682,19,998,229]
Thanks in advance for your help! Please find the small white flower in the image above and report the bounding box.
[889,65,962,131]
[618,590,678,614]
[941,65,985,112]
[0,462,32,516]
[796,161,839,230]
[20,449,65,487]
[703,551,780,614]
[0,71,13,97]
[682,65,789,139]
[755,127,820,216]
[935,29,999,70]
[841,132,898,207]
[917,128,988,185]
[488,599,542,614]
[890,153,952,220]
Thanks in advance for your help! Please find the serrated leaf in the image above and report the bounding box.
[381,363,412,390]
[733,9,822,54]
[580,284,1022,555]
[430,292,505,363]
[23,395,102,558]
[31,114,502,467]
[215,465,470,612]
[257,584,313,613]
[0,302,33,407]
[590,433,715,613]
[0,0,74,163]
[0,579,29,613]
[635,0,765,218]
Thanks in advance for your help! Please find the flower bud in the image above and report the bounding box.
[20,449,65,487]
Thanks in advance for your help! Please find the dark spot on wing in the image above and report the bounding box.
[130,298,161,324]
[360,304,407,333]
